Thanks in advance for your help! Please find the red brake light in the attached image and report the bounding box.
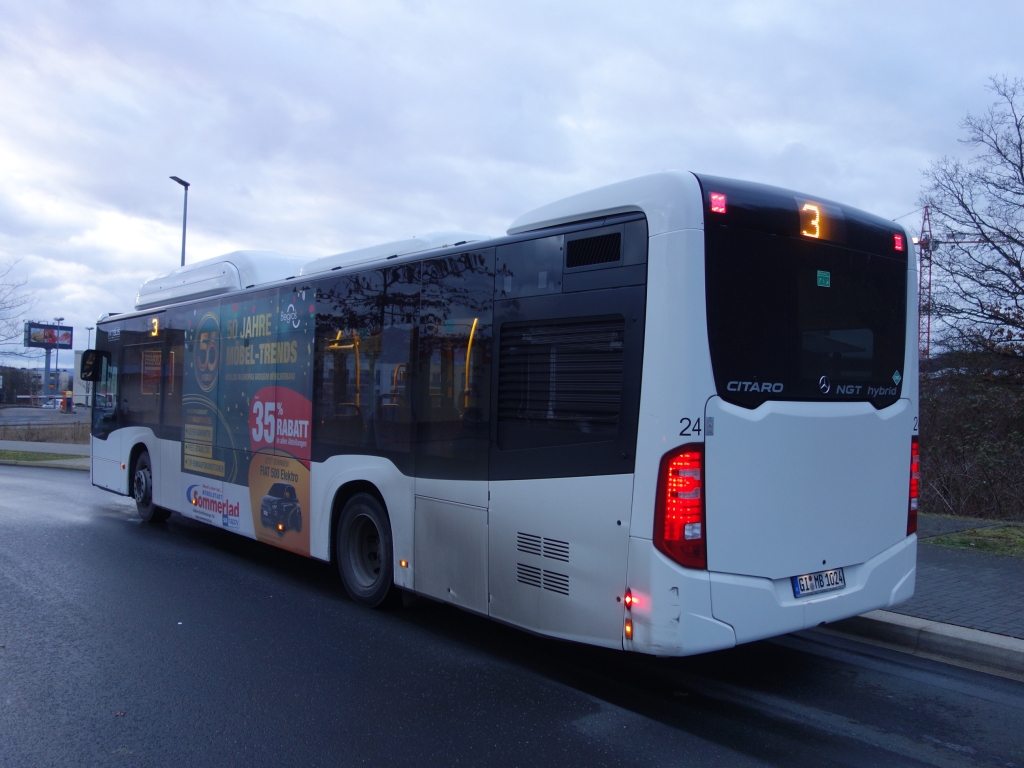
[908,436,919,535]
[654,443,706,569]
[710,193,727,214]
[894,233,904,252]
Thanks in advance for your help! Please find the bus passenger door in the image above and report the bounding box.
[91,344,123,492]
[412,251,493,615]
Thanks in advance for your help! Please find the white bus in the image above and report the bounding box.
[81,171,919,656]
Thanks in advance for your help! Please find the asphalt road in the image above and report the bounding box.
[1,466,1022,768]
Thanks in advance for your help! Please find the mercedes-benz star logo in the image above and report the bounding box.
[819,375,831,394]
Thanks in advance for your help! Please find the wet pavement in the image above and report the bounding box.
[2,465,1023,767]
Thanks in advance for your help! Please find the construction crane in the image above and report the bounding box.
[915,206,935,359]
[912,207,1016,360]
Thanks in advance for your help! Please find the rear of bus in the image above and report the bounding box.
[625,174,918,655]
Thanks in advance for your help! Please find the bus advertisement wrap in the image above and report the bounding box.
[181,287,315,556]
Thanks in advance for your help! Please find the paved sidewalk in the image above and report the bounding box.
[888,515,1024,640]
[0,439,90,455]
[0,439,91,470]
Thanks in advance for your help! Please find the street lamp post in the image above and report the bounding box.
[170,176,190,267]
[53,316,65,404]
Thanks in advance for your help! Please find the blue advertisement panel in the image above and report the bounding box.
[181,287,315,555]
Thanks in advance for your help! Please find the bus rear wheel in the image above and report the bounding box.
[133,451,170,523]
[336,492,395,607]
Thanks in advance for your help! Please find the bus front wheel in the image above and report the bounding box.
[336,492,395,607]
[133,451,170,523]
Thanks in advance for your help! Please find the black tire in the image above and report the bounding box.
[133,451,161,522]
[336,492,395,607]
[290,506,303,534]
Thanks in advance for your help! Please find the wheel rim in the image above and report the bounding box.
[134,467,151,505]
[347,513,382,588]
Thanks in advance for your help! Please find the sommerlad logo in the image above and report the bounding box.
[185,483,240,528]
[280,303,300,329]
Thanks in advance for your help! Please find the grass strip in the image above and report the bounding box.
[0,450,86,462]
[929,525,1024,558]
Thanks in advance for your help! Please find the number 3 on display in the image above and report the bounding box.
[801,203,820,239]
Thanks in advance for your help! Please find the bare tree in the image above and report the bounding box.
[0,260,35,358]
[921,76,1024,357]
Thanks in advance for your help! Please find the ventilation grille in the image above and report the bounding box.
[516,564,569,596]
[516,532,542,557]
[542,570,569,595]
[566,233,621,268]
[516,563,542,588]
[517,532,570,562]
[542,538,569,562]
[498,316,625,449]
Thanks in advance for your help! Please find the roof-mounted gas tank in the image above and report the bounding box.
[134,250,307,311]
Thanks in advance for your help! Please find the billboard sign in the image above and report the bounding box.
[23,322,73,350]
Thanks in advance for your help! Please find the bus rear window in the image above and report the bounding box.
[705,226,907,409]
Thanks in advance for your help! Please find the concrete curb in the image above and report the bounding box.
[0,459,90,471]
[817,610,1024,681]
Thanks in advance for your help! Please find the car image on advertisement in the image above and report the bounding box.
[260,482,303,534]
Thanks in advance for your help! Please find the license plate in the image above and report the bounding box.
[792,567,846,597]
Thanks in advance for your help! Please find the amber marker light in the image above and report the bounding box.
[277,523,285,532]
[399,560,409,568]
[624,619,633,640]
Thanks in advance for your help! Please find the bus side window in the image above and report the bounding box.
[312,263,419,465]
[495,236,562,299]
[121,343,163,429]
[415,249,494,480]
[162,327,185,433]
[315,271,384,449]
[372,264,419,456]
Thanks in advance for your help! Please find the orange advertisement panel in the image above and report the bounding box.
[248,452,311,556]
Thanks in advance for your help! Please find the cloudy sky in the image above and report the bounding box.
[1,0,1022,364]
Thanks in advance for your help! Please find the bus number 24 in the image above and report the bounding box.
[679,417,702,436]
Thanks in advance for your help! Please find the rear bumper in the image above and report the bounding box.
[709,535,917,645]
[624,534,916,656]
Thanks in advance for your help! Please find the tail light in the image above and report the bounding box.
[908,436,919,535]
[654,443,706,569]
